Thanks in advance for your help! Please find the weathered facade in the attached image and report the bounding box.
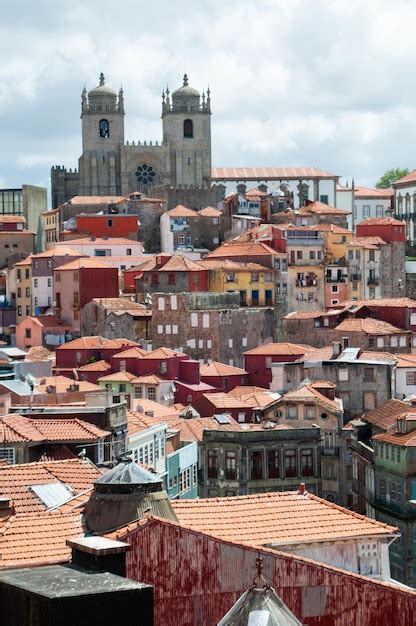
[151,292,275,368]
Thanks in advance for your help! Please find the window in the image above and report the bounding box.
[25,287,30,297]
[17,288,21,298]
[369,250,375,262]
[73,272,79,281]
[207,450,218,478]
[287,404,297,419]
[250,451,263,480]
[134,386,143,399]
[25,328,31,339]
[284,450,297,477]
[126,248,132,256]
[301,448,314,477]
[151,273,158,285]
[119,360,126,372]
[363,205,370,218]
[267,450,279,478]
[168,273,176,285]
[225,451,236,480]
[296,250,303,260]
[320,195,329,204]
[55,272,60,282]
[99,119,110,137]
[376,205,383,217]
[191,312,198,327]
[183,119,193,138]
[0,447,15,463]
[251,272,259,282]
[119,384,126,393]
[309,251,315,260]
[34,278,38,287]
[363,391,376,411]
[17,306,22,316]
[159,361,167,374]
[107,219,113,227]
[192,274,199,284]
[47,278,52,288]
[364,368,374,382]
[147,386,156,401]
[305,405,315,419]
[338,367,349,382]
[406,372,416,385]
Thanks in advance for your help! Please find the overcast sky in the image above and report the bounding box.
[1,0,415,199]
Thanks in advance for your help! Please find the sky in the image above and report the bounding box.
[1,0,415,199]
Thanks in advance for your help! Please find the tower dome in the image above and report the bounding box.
[172,74,200,99]
[88,73,118,109]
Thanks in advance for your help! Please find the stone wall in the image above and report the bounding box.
[148,183,225,212]
[380,242,406,298]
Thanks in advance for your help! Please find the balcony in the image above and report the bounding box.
[325,276,347,283]
[350,273,362,281]
[296,278,317,287]
[367,276,379,286]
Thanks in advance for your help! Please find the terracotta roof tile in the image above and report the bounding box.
[98,371,137,383]
[132,374,166,384]
[358,217,402,226]
[395,353,416,368]
[198,206,222,217]
[78,360,111,372]
[211,167,338,179]
[31,247,88,259]
[141,347,186,359]
[0,458,102,514]
[372,427,416,447]
[157,256,205,272]
[228,385,269,397]
[201,393,251,410]
[279,385,342,413]
[353,186,394,199]
[335,318,404,335]
[205,241,279,259]
[172,491,398,546]
[333,297,416,309]
[68,196,127,204]
[56,258,114,271]
[34,375,101,395]
[362,399,409,431]
[200,361,247,377]
[166,204,198,217]
[244,342,311,356]
[197,259,271,272]
[300,201,349,215]
[0,510,84,568]
[112,346,148,359]
[58,336,132,350]
[394,170,416,185]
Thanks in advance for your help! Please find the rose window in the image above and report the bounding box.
[135,164,156,185]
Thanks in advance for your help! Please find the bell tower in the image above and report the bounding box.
[161,74,211,187]
[78,73,125,196]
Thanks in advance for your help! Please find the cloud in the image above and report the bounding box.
[0,0,415,196]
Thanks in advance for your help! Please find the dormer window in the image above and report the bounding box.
[99,119,110,138]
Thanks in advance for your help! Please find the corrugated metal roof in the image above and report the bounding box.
[31,482,74,508]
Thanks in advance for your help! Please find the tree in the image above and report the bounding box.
[375,168,409,189]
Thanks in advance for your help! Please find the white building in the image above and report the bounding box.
[211,167,339,209]
[394,170,416,243]
[128,418,168,477]
[54,237,144,257]
[352,187,393,231]
[395,354,416,399]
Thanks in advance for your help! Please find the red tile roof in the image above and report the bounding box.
[141,347,186,359]
[78,360,111,372]
[300,201,349,215]
[211,167,338,180]
[353,186,394,199]
[57,258,114,271]
[394,170,416,185]
[372,427,416,447]
[166,205,197,217]
[0,510,84,568]
[205,241,279,259]
[198,206,222,217]
[197,259,271,272]
[68,196,127,204]
[112,346,148,359]
[279,385,342,413]
[157,256,205,272]
[201,393,251,410]
[0,458,102,514]
[0,215,26,223]
[243,342,311,356]
[335,318,404,335]
[171,491,397,545]
[362,399,410,431]
[58,336,133,350]
[395,354,416,368]
[333,297,416,309]
[358,217,403,226]
[98,371,136,383]
[200,361,247,377]
[31,246,88,258]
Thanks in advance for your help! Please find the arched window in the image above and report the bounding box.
[183,119,193,138]
[99,119,110,138]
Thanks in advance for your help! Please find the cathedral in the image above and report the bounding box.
[51,73,213,208]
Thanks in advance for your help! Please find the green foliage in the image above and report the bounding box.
[375,168,409,189]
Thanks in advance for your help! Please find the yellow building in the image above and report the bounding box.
[12,256,32,324]
[313,224,352,263]
[42,207,60,250]
[198,259,275,307]
[346,238,382,301]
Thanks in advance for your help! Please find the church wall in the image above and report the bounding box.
[120,145,168,195]
[163,113,211,186]
[148,184,225,212]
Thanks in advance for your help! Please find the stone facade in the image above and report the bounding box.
[51,73,214,208]
[81,299,151,343]
[151,292,275,368]
[148,183,224,212]
[199,427,321,497]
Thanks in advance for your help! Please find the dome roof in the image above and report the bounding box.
[88,73,117,98]
[172,74,200,98]
[95,458,162,486]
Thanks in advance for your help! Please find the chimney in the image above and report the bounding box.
[67,537,130,577]
[298,483,307,496]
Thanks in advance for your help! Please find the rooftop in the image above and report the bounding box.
[56,258,115,271]
[0,511,83,569]
[300,201,349,215]
[334,318,404,335]
[211,167,338,180]
[171,491,397,546]
[0,414,110,444]
[0,458,102,514]
[353,186,394,198]
[198,206,222,217]
[166,204,198,218]
[67,196,127,205]
[200,361,247,377]
[362,399,410,431]
[244,342,311,356]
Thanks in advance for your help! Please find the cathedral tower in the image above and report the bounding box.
[78,73,125,196]
[161,74,211,187]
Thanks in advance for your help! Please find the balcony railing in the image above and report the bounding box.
[367,277,379,286]
[296,279,317,287]
[325,276,346,283]
[350,273,362,281]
